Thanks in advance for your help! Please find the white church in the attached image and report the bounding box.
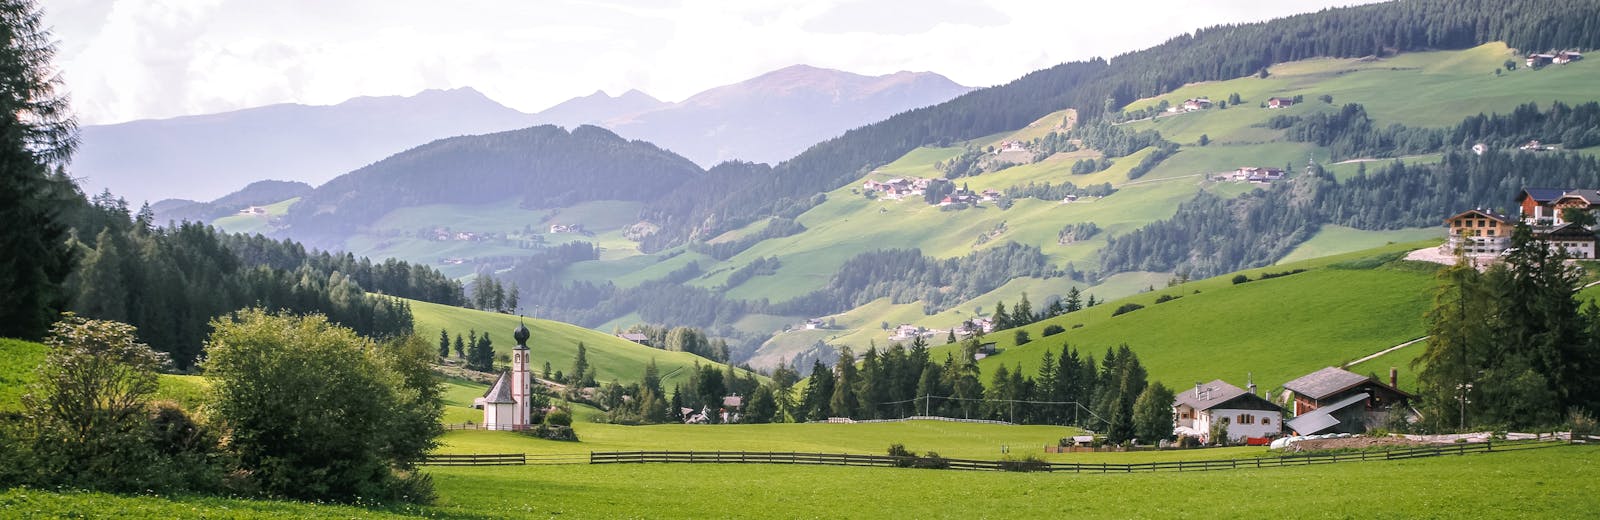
[473,322,536,430]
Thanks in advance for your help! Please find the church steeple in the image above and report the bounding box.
[510,317,532,429]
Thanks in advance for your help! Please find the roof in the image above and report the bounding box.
[1285,392,1369,435]
[1282,367,1372,401]
[1174,380,1247,411]
[1520,188,1570,204]
[482,372,516,405]
[722,395,743,408]
[617,333,649,342]
[1446,208,1512,223]
[1538,223,1597,239]
[1174,379,1283,413]
[1557,189,1600,204]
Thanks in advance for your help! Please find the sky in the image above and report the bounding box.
[43,0,1381,126]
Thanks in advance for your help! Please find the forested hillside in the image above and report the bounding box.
[282,125,703,246]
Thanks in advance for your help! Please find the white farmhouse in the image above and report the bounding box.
[1172,379,1283,443]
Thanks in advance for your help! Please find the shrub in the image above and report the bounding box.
[886,444,950,469]
[529,424,579,442]
[997,455,1050,472]
[1154,294,1180,304]
[1014,330,1031,345]
[546,409,573,427]
[1071,323,1084,329]
[1042,324,1065,336]
[1231,274,1250,284]
[1111,303,1145,316]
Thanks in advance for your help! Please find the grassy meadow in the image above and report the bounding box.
[5,444,1596,518]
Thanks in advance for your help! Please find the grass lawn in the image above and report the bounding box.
[1277,225,1444,264]
[409,298,755,390]
[936,242,1442,393]
[0,338,46,411]
[9,444,1596,518]
[210,197,298,236]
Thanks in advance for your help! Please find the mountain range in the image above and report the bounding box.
[78,67,970,206]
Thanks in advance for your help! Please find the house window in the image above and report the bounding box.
[1235,414,1257,425]
[1262,417,1271,425]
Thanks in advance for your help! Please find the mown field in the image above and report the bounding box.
[931,242,1442,393]
[5,444,1596,518]
[409,298,754,391]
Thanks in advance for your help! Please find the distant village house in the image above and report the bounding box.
[1266,97,1296,109]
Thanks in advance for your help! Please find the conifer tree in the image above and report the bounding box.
[438,329,450,358]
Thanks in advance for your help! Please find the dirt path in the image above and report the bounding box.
[1344,336,1429,369]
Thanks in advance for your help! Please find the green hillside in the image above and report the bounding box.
[936,242,1441,393]
[198,42,1600,372]
[407,298,752,388]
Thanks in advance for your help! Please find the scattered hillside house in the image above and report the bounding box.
[890,323,926,341]
[1172,379,1283,443]
[1444,209,1513,257]
[1060,194,1079,204]
[1518,187,1567,225]
[974,342,998,360]
[1180,97,1212,112]
[1520,139,1550,152]
[616,333,650,345]
[549,224,572,233]
[1266,97,1296,109]
[238,206,267,215]
[803,318,825,330]
[722,394,743,409]
[1282,367,1413,435]
[1232,166,1285,183]
[1527,53,1557,67]
[979,189,1001,202]
[1472,143,1488,155]
[1555,50,1583,64]
[1000,140,1027,153]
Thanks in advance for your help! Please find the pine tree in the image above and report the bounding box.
[571,342,589,387]
[506,282,519,314]
[454,334,465,358]
[992,300,1010,330]
[830,347,859,418]
[475,333,494,371]
[1132,382,1176,443]
[1014,293,1034,326]
[438,329,450,358]
[73,229,127,322]
[0,0,76,340]
[1065,287,1083,313]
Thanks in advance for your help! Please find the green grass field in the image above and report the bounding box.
[408,297,753,390]
[210,197,299,236]
[6,445,1596,518]
[936,242,1442,393]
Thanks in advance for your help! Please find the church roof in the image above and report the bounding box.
[483,372,516,404]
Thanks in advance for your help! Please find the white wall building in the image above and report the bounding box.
[1172,379,1283,443]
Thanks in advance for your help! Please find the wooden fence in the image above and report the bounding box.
[587,439,1564,473]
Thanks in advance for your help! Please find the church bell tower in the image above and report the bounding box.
[511,319,532,429]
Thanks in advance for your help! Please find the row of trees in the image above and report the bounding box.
[0,312,442,502]
[990,288,1096,332]
[469,273,519,314]
[438,328,497,372]
[1419,228,1600,430]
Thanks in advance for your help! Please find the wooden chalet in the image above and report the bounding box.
[1282,367,1412,435]
[616,333,650,345]
[1517,187,1569,225]
[1266,97,1296,109]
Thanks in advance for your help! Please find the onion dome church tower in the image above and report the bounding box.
[483,319,535,430]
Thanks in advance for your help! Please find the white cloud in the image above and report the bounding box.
[43,0,1383,125]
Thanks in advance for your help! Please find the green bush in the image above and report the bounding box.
[1111,303,1145,316]
[1014,330,1031,345]
[546,409,573,427]
[1042,324,1066,336]
[1231,274,1251,284]
[998,455,1050,472]
[529,424,579,442]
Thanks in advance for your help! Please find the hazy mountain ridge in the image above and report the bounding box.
[280,124,703,246]
[77,87,538,205]
[153,180,313,224]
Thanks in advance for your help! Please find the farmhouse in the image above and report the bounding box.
[1178,97,1212,112]
[1282,367,1413,435]
[999,140,1027,153]
[1173,379,1282,443]
[1266,97,1296,109]
[1232,166,1285,182]
[1443,209,1513,257]
[616,332,650,345]
[973,342,998,360]
[1519,139,1550,151]
[803,318,825,330]
[1556,50,1583,64]
[1527,53,1556,67]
